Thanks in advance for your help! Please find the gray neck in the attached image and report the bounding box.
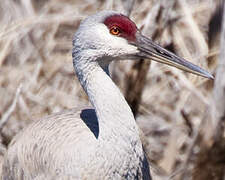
[73,54,140,142]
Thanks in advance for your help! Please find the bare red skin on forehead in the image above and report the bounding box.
[103,14,137,42]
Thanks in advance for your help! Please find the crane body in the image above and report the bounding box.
[2,11,213,180]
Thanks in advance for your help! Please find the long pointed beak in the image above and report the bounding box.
[134,32,214,79]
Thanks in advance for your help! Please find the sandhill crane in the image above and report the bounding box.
[2,11,213,180]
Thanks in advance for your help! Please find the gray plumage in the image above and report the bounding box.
[2,107,150,179]
[2,10,213,180]
[2,11,151,180]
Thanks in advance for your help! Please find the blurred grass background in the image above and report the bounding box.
[0,0,223,179]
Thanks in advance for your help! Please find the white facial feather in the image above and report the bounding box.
[73,14,139,65]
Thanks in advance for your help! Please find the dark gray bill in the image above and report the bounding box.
[134,32,214,79]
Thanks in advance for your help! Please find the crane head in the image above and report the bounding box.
[73,11,213,79]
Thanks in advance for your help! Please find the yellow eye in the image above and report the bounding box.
[110,26,120,35]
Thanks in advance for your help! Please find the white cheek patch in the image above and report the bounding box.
[96,24,138,57]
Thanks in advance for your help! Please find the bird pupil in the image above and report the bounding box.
[110,26,120,35]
